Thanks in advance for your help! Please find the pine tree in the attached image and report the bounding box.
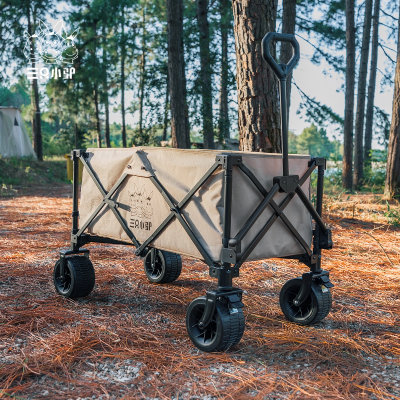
[280,0,296,124]
[167,0,190,148]
[120,3,128,148]
[384,2,400,200]
[354,0,373,187]
[218,0,231,142]
[342,0,356,190]
[138,2,147,140]
[364,0,380,167]
[102,21,111,148]
[197,0,214,149]
[232,0,280,152]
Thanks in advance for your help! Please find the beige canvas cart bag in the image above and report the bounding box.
[79,147,312,262]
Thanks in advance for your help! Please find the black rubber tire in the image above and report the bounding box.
[144,249,182,283]
[186,296,245,352]
[279,277,332,325]
[53,256,95,299]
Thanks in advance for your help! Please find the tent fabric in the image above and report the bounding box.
[79,147,313,263]
[0,107,36,158]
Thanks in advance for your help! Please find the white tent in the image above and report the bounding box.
[0,107,36,158]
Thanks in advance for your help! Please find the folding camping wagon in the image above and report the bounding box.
[53,33,333,352]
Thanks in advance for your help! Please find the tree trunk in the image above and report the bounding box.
[138,5,147,139]
[121,4,127,147]
[232,0,281,153]
[218,0,230,142]
[27,5,42,161]
[280,0,296,126]
[384,3,400,200]
[162,70,169,141]
[167,0,190,148]
[354,0,373,187]
[102,23,111,148]
[197,0,214,149]
[364,0,380,167]
[94,87,102,148]
[342,0,356,190]
[91,21,101,148]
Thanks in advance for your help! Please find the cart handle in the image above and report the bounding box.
[261,32,300,177]
[261,32,300,80]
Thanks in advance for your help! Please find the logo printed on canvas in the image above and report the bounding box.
[24,19,78,81]
[129,184,153,231]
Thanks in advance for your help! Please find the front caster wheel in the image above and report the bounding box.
[53,256,95,299]
[279,278,332,325]
[186,296,245,352]
[143,249,182,283]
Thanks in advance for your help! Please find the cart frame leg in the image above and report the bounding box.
[55,150,91,280]
[292,158,333,307]
[199,154,244,329]
[71,149,82,252]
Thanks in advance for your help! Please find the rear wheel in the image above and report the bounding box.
[53,256,95,299]
[143,249,182,283]
[186,296,245,352]
[279,277,332,325]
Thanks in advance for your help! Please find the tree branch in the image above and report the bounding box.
[378,43,396,64]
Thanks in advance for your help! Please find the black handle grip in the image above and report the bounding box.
[262,32,300,80]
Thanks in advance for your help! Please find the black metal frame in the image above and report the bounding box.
[61,31,333,330]
[64,148,333,323]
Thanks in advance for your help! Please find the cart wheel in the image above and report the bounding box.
[186,296,245,352]
[53,256,95,299]
[143,249,182,283]
[279,278,332,325]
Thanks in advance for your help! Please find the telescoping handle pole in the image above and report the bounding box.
[261,32,300,177]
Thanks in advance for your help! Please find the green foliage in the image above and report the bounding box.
[312,163,386,195]
[370,149,387,162]
[362,165,386,193]
[0,78,30,108]
[374,106,391,150]
[0,157,68,191]
[384,202,400,227]
[290,124,341,160]
[288,131,298,153]
[130,125,164,147]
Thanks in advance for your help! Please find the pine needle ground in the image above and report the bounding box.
[0,187,399,399]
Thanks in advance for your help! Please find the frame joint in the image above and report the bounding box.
[314,227,333,250]
[273,175,299,193]
[72,149,86,159]
[216,154,242,168]
[220,238,241,264]
[209,264,240,279]
[311,157,326,169]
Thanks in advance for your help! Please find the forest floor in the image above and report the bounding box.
[0,185,400,399]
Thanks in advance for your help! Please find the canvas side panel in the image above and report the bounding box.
[231,154,312,260]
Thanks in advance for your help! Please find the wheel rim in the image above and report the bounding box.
[284,284,314,322]
[187,302,218,347]
[144,250,164,280]
[54,261,72,295]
